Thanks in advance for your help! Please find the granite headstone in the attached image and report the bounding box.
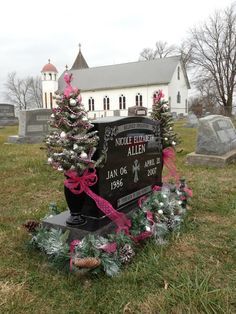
[187,115,236,167]
[45,116,163,236]
[0,104,18,126]
[185,113,199,128]
[196,115,236,155]
[8,109,52,143]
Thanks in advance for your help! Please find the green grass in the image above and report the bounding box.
[0,123,236,314]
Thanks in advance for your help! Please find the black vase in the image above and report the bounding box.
[64,185,87,226]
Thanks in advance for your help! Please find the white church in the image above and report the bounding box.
[41,47,190,119]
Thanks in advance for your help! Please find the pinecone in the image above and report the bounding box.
[119,244,135,264]
[166,218,174,231]
[23,220,40,233]
[73,257,101,269]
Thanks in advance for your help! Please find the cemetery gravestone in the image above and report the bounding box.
[128,106,147,116]
[44,116,163,239]
[185,113,199,128]
[187,115,236,167]
[0,104,18,126]
[8,109,52,143]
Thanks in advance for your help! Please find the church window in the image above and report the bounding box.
[103,96,110,110]
[177,91,181,104]
[88,97,95,111]
[54,74,57,80]
[135,93,143,106]
[44,92,47,108]
[177,66,180,80]
[49,73,52,80]
[119,94,126,109]
[44,73,46,80]
[50,92,53,108]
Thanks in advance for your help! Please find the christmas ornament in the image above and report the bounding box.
[80,151,88,159]
[158,209,163,214]
[60,131,66,139]
[69,99,77,106]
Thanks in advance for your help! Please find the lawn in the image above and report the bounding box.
[0,122,236,314]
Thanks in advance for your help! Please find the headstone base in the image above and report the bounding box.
[8,135,45,144]
[42,210,136,242]
[186,149,236,167]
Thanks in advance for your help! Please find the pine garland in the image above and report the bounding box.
[24,180,192,277]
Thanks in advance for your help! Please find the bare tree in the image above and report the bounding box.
[189,4,236,116]
[139,48,157,60]
[28,76,43,108]
[4,72,43,110]
[155,40,177,58]
[178,41,193,70]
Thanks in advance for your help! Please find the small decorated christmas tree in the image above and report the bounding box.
[46,73,99,175]
[151,90,180,149]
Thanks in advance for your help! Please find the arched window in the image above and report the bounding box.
[177,91,181,104]
[135,93,143,106]
[177,66,180,80]
[88,97,95,111]
[103,96,110,110]
[49,73,52,80]
[54,74,57,80]
[44,73,46,80]
[44,92,47,108]
[50,92,53,108]
[119,94,126,109]
[153,91,158,105]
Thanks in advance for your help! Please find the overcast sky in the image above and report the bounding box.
[0,0,234,102]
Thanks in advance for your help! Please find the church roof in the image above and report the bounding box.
[71,46,89,70]
[59,55,190,92]
[41,60,58,73]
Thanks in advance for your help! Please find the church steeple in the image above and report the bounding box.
[70,44,89,70]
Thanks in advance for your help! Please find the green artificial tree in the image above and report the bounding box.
[45,72,101,175]
[151,90,180,149]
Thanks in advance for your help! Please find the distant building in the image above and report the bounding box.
[41,59,58,109]
[41,46,190,118]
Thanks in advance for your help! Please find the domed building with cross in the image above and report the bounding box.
[41,45,190,118]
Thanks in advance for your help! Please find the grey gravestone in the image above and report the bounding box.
[43,116,162,239]
[196,115,236,155]
[185,113,199,128]
[187,115,236,167]
[0,104,18,126]
[8,109,52,143]
[128,106,147,116]
[171,112,177,120]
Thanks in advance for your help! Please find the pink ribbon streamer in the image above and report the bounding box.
[64,169,131,234]
[97,242,117,253]
[162,147,179,184]
[64,73,78,98]
[69,239,80,271]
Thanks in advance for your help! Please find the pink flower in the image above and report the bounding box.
[152,185,161,192]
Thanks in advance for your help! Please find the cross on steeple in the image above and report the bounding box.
[48,58,51,63]
[79,43,81,51]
